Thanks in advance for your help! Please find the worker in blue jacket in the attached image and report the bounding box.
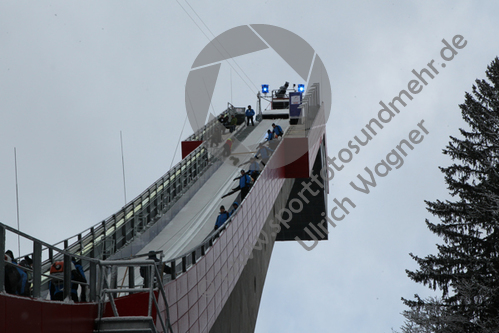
[245,105,255,126]
[229,202,239,216]
[238,169,252,201]
[72,260,87,302]
[49,260,86,302]
[247,158,261,180]
[214,205,230,230]
[239,157,261,180]
[221,169,253,200]
[4,250,29,296]
[255,143,274,165]
[272,123,283,137]
[265,130,274,141]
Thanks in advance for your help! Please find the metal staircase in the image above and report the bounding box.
[93,258,173,333]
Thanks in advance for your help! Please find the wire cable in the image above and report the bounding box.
[175,0,259,95]
[183,0,260,90]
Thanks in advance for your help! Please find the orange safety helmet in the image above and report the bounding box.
[50,261,76,273]
[50,261,64,274]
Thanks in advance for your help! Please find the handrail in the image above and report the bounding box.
[50,144,209,253]
[298,82,321,134]
[1,222,173,332]
[14,142,210,290]
[1,222,99,301]
[97,257,173,333]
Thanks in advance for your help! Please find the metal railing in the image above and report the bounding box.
[1,223,173,332]
[0,222,99,301]
[97,257,173,333]
[15,143,210,289]
[184,103,244,142]
[298,82,321,134]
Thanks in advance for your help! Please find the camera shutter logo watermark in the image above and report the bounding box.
[185,24,331,133]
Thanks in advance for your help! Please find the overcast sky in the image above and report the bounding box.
[1,1,498,332]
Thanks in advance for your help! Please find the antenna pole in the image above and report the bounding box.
[14,148,21,257]
[120,131,127,205]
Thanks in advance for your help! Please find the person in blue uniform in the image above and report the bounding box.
[229,202,239,216]
[249,158,261,180]
[4,250,29,296]
[49,260,86,302]
[238,169,252,201]
[265,130,274,141]
[214,206,230,230]
[221,169,253,200]
[72,259,87,302]
[255,143,274,165]
[245,105,255,126]
[272,123,283,138]
[239,157,261,180]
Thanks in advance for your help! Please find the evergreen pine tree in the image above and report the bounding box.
[400,57,499,332]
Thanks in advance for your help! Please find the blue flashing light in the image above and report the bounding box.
[298,84,305,93]
[261,84,269,94]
